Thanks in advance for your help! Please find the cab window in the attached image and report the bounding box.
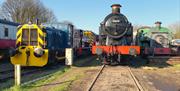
[30,29,38,46]
[22,29,29,45]
[22,28,38,46]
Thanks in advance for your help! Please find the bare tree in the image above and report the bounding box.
[132,24,143,44]
[168,21,180,39]
[0,7,3,18]
[1,0,57,24]
[132,24,143,37]
[133,24,143,32]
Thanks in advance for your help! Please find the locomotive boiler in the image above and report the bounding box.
[92,4,140,65]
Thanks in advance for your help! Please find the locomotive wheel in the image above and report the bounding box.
[110,54,120,66]
[102,54,110,65]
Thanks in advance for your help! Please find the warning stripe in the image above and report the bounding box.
[39,33,44,41]
[39,42,44,48]
[38,28,44,36]
[17,29,22,37]
[38,37,44,45]
[38,33,45,47]
[16,33,21,39]
[16,28,22,45]
[16,41,21,47]
[16,33,21,45]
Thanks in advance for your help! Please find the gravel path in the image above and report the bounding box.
[91,66,139,91]
[132,66,180,91]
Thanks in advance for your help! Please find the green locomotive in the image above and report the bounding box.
[136,21,175,56]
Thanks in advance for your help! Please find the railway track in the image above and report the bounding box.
[128,67,144,91]
[87,65,144,91]
[0,68,42,82]
[87,64,105,91]
[0,63,64,82]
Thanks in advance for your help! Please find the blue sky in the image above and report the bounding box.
[1,0,180,33]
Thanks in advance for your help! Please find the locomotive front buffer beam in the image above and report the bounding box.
[92,45,140,64]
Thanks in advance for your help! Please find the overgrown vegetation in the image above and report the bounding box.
[169,21,180,39]
[173,64,180,70]
[174,30,180,39]
[49,74,84,91]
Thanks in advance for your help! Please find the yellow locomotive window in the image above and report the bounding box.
[22,28,38,46]
[22,29,29,45]
[30,29,38,46]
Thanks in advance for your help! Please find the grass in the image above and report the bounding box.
[2,66,70,91]
[48,55,99,91]
[50,73,84,91]
[0,79,14,90]
[3,86,21,91]
[2,55,99,91]
[172,64,180,70]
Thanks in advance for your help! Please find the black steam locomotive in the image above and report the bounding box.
[92,4,140,65]
[99,4,133,45]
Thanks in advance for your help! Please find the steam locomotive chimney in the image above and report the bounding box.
[155,21,162,28]
[111,4,121,14]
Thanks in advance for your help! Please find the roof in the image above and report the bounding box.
[0,19,19,26]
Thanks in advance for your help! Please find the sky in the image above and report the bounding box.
[0,0,180,33]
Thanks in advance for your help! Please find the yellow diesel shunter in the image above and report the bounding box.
[10,23,48,66]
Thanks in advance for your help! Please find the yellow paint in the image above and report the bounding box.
[16,30,22,37]
[11,46,48,67]
[38,37,44,45]
[12,24,48,67]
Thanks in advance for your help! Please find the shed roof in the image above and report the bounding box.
[0,19,19,26]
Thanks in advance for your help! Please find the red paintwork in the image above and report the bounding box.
[154,48,171,54]
[76,47,91,55]
[92,45,140,55]
[77,47,82,55]
[145,48,171,55]
[0,39,16,49]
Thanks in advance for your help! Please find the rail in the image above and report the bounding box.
[87,64,105,91]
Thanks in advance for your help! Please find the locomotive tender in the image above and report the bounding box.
[92,4,140,65]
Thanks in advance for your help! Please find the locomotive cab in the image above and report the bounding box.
[10,23,48,66]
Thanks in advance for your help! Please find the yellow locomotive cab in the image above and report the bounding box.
[10,24,48,67]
